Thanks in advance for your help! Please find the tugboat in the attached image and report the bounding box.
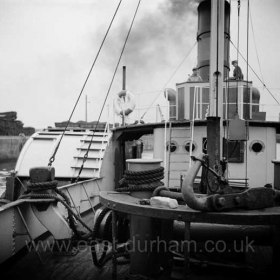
[98,0,280,278]
[1,0,280,279]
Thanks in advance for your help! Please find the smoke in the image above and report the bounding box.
[126,0,196,65]
[161,0,197,17]
[103,0,198,91]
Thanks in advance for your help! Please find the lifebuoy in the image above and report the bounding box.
[114,90,136,116]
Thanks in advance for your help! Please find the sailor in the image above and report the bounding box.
[187,67,203,82]
[232,60,244,80]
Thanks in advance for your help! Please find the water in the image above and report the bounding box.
[0,159,16,197]
[0,158,17,171]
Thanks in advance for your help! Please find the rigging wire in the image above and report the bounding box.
[235,0,241,114]
[249,7,265,84]
[47,0,123,167]
[225,1,231,181]
[237,0,240,62]
[230,40,280,105]
[245,0,250,188]
[225,0,232,181]
[74,0,142,182]
[140,41,197,121]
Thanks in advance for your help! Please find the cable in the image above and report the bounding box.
[216,0,220,117]
[245,0,250,187]
[230,40,280,105]
[249,7,264,83]
[47,0,123,167]
[235,0,241,114]
[237,0,240,62]
[140,41,197,121]
[74,0,142,182]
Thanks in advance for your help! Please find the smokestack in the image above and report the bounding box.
[197,0,231,81]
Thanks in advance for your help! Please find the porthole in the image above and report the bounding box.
[250,140,265,154]
[166,141,178,153]
[184,141,197,153]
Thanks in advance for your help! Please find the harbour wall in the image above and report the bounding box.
[0,136,27,161]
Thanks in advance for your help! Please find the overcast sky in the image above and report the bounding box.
[0,0,280,128]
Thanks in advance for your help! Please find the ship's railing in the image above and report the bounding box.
[176,81,270,121]
[106,84,280,125]
[96,121,111,171]
[109,90,175,126]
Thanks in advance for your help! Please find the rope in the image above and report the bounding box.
[249,6,264,83]
[189,86,197,169]
[230,40,280,105]
[0,198,10,205]
[124,175,164,185]
[74,0,142,182]
[27,181,58,191]
[124,166,164,176]
[235,0,241,114]
[47,0,123,167]
[167,121,172,187]
[124,170,163,180]
[117,167,164,190]
[124,174,164,183]
[237,0,240,63]
[225,59,230,182]
[245,0,250,187]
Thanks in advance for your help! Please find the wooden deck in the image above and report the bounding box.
[2,211,129,280]
[2,247,129,280]
[2,248,270,280]
[1,208,274,280]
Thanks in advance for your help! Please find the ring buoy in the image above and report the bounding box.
[114,90,136,116]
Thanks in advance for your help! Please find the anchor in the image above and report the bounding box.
[182,153,280,211]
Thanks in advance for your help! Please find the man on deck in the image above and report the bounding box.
[232,60,244,80]
[187,67,203,82]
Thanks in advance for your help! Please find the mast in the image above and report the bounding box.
[207,0,226,186]
[122,66,126,126]
[209,0,224,119]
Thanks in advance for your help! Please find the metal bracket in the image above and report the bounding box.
[31,204,73,240]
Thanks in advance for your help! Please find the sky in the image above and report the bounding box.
[0,0,280,129]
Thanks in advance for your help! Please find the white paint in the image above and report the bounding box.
[153,124,277,188]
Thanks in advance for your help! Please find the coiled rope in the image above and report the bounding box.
[117,167,164,192]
